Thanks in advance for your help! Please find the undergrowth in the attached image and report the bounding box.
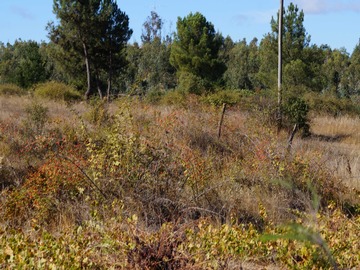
[0,95,359,269]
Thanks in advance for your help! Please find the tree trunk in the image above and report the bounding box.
[287,123,298,152]
[83,42,92,100]
[106,52,113,102]
[95,73,103,99]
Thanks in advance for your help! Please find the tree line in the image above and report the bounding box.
[1,1,360,101]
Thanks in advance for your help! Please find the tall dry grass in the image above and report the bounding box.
[304,115,360,190]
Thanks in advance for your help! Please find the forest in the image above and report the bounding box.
[0,0,359,269]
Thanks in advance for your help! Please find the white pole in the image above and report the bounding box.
[277,0,284,133]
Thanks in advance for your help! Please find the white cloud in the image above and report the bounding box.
[293,0,360,14]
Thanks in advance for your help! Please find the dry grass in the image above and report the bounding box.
[300,115,360,190]
[0,95,359,269]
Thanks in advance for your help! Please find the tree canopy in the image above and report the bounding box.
[48,0,132,99]
[0,3,360,103]
[170,12,225,93]
[0,40,48,88]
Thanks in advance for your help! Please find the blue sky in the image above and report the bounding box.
[1,0,359,53]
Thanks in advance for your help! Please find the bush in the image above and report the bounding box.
[84,99,111,126]
[283,97,310,137]
[304,92,360,116]
[160,89,187,106]
[23,102,49,136]
[34,81,82,102]
[202,89,249,107]
[145,86,165,104]
[0,84,27,96]
[177,72,207,95]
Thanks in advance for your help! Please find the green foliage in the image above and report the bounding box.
[258,3,311,89]
[84,99,111,127]
[0,40,49,88]
[141,11,163,43]
[135,37,176,93]
[345,43,360,96]
[321,48,350,97]
[271,3,310,62]
[40,42,87,89]
[48,0,132,98]
[202,89,245,107]
[0,84,26,96]
[170,12,225,91]
[145,86,165,104]
[305,92,360,116]
[224,38,259,90]
[34,81,82,102]
[160,89,187,106]
[177,71,207,95]
[283,96,310,136]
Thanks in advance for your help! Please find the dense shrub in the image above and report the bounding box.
[160,89,187,106]
[283,97,310,137]
[202,89,253,107]
[177,71,207,95]
[0,84,27,96]
[305,92,360,116]
[34,81,81,102]
[145,86,165,104]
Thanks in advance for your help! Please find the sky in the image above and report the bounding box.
[0,0,360,53]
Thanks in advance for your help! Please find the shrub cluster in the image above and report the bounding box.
[0,84,27,96]
[34,81,82,102]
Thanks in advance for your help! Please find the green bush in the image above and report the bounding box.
[0,84,27,96]
[283,97,310,137]
[23,102,49,135]
[34,81,82,102]
[177,72,207,95]
[202,89,249,107]
[145,86,165,104]
[84,99,111,126]
[304,92,360,116]
[160,89,187,106]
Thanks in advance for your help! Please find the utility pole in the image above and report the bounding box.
[277,0,284,134]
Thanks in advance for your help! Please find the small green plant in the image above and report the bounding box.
[23,102,49,135]
[84,99,111,126]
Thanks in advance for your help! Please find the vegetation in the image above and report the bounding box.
[47,0,132,99]
[34,81,82,102]
[170,12,225,94]
[0,93,359,269]
[0,2,360,269]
